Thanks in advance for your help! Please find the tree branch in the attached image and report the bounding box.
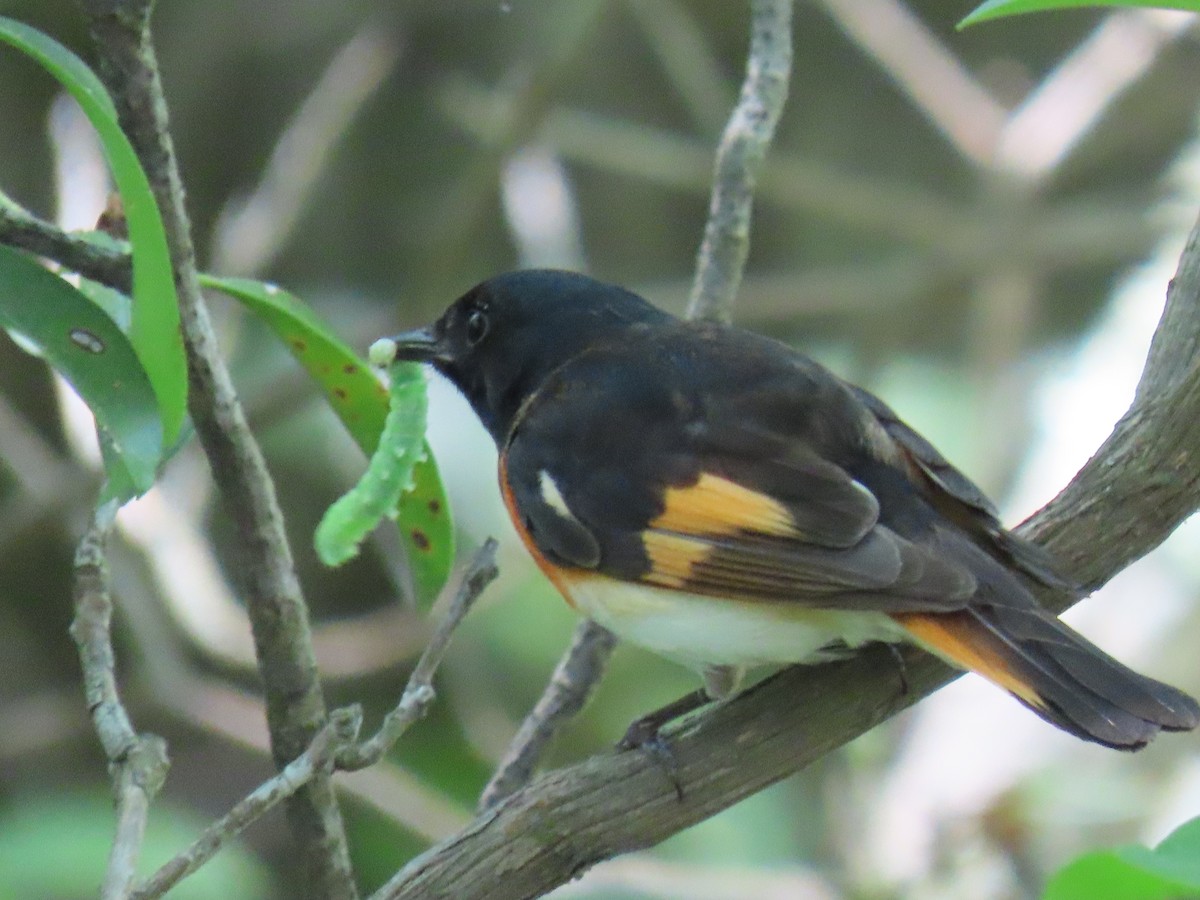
[120,542,495,898]
[686,0,793,323]
[379,209,1200,900]
[0,197,131,292]
[477,620,616,812]
[74,3,356,895]
[71,500,170,900]
[132,707,363,900]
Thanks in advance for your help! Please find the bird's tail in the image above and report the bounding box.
[894,602,1199,749]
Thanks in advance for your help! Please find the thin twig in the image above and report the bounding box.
[102,532,474,843]
[131,706,363,900]
[103,489,489,899]
[70,500,170,900]
[339,540,499,770]
[478,620,616,812]
[686,0,794,323]
[75,2,357,894]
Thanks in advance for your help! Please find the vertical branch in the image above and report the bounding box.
[686,0,794,323]
[74,2,357,895]
[71,500,170,900]
[1139,212,1200,401]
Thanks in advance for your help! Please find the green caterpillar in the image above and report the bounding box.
[315,341,428,566]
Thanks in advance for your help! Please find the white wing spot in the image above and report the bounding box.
[538,470,574,518]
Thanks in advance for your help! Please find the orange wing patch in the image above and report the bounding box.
[642,531,714,588]
[894,612,1047,710]
[651,473,797,538]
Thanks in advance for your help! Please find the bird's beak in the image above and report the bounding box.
[370,325,450,367]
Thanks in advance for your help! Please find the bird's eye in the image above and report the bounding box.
[465,309,489,346]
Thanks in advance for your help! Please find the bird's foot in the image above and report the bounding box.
[620,726,684,801]
[617,688,711,802]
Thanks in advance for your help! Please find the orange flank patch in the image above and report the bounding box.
[893,612,1047,709]
[498,456,579,607]
[651,473,796,538]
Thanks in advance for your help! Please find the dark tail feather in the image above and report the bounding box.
[896,604,1200,749]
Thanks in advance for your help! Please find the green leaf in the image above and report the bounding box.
[1117,816,1200,891]
[200,275,454,605]
[960,0,1200,28]
[0,245,161,493]
[0,16,187,444]
[76,271,134,334]
[1044,816,1200,900]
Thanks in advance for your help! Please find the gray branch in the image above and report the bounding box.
[70,500,170,900]
[74,3,357,895]
[477,619,616,812]
[94,540,494,899]
[0,198,131,291]
[686,0,794,323]
[376,210,1200,900]
[131,707,363,900]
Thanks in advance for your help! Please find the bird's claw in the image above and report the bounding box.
[618,725,684,802]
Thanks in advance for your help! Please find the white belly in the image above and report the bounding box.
[567,577,907,671]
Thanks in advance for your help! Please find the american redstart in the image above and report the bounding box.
[383,269,1199,749]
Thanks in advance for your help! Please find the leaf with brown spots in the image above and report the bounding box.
[201,275,454,605]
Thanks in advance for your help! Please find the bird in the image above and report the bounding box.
[381,269,1199,750]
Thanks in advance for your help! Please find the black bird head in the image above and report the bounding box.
[386,270,671,441]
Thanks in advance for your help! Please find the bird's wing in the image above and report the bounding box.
[502,348,978,614]
[626,412,978,611]
[849,385,1077,593]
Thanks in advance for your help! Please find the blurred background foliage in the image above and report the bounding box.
[1,0,1199,897]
